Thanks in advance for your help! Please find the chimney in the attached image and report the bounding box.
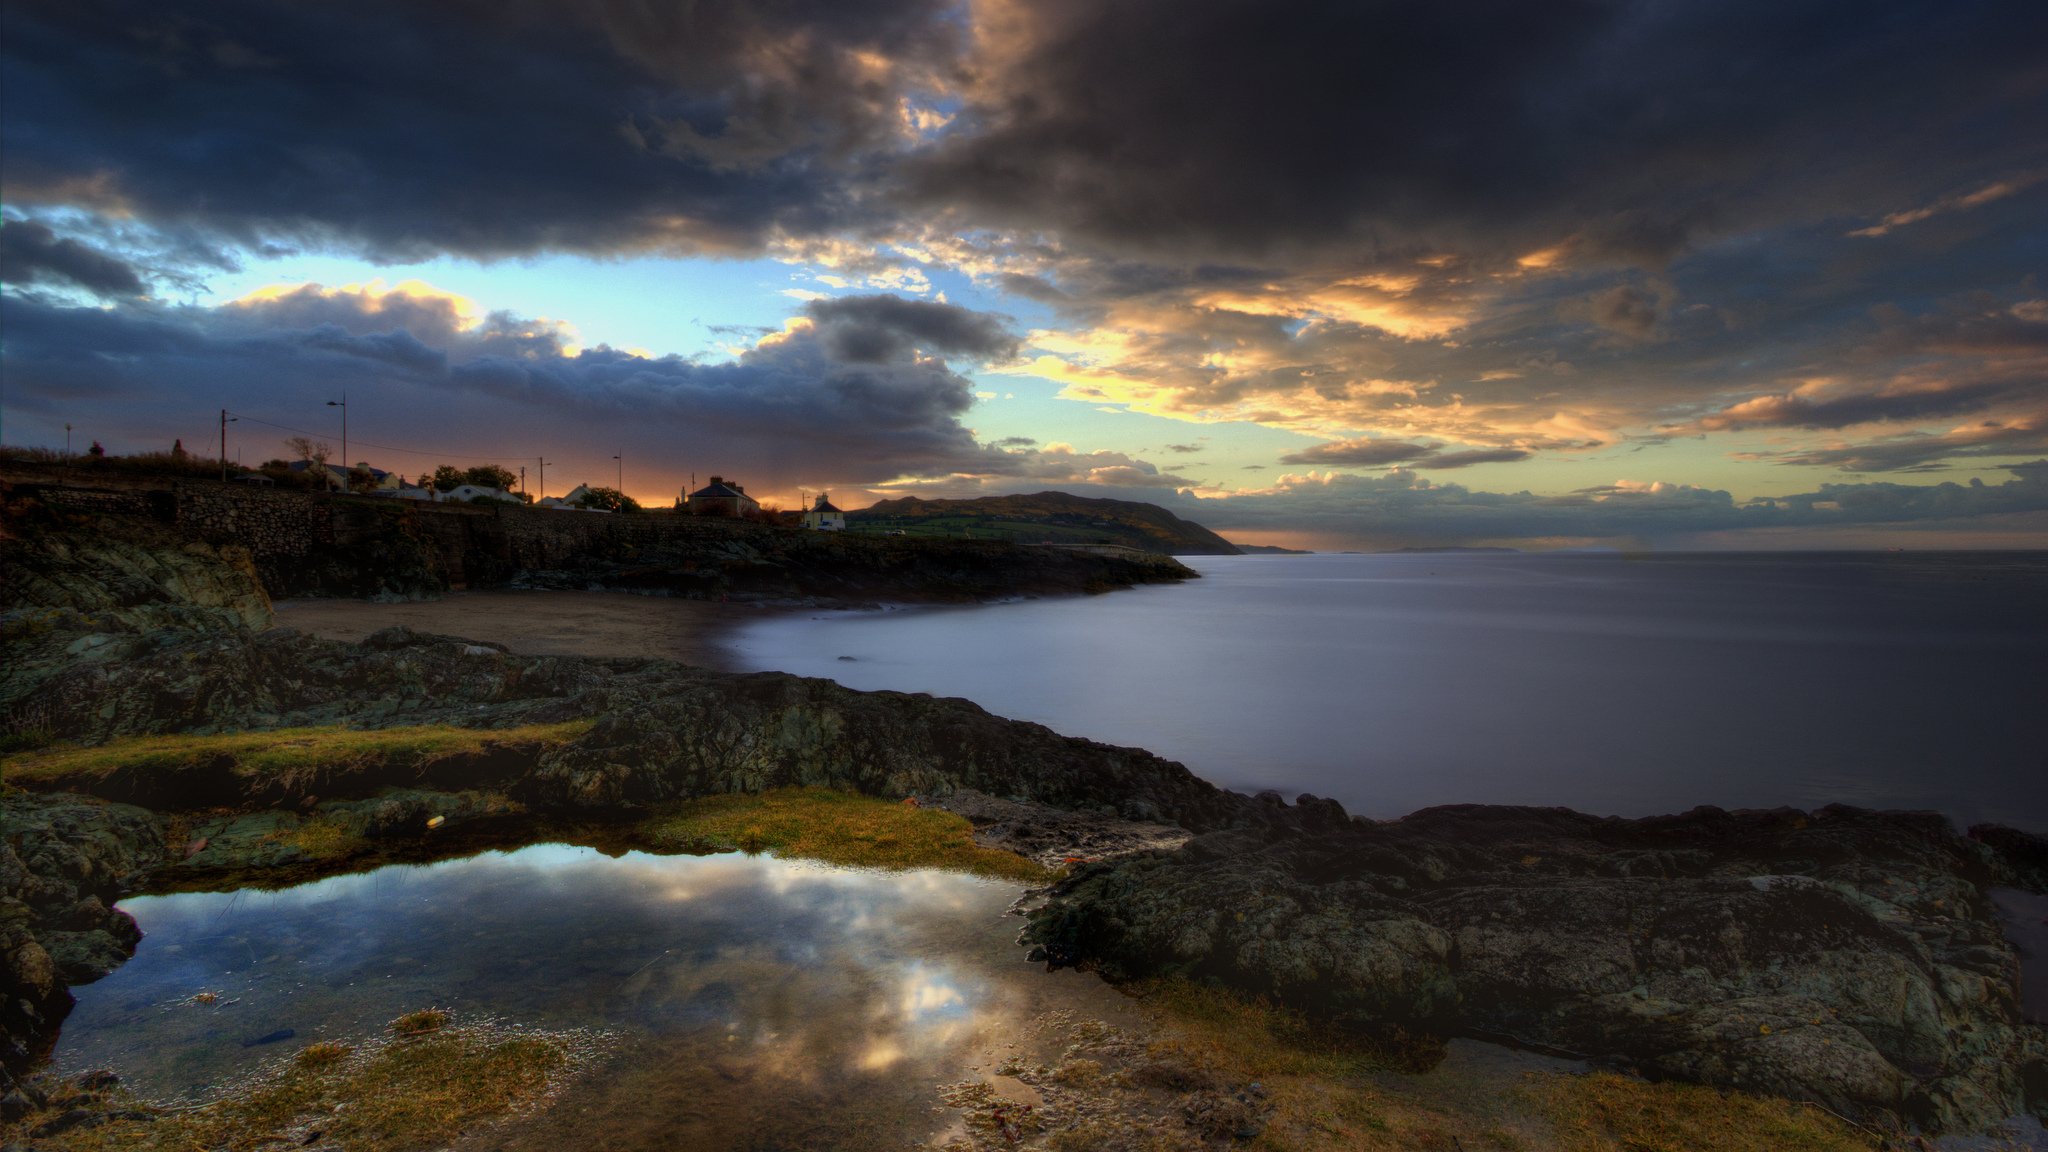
[733,483,744,494]
[709,476,723,487]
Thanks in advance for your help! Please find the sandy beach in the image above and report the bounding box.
[273,589,771,667]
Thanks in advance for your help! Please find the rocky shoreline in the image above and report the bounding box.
[3,491,2046,1139]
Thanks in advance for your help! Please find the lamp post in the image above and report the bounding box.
[219,409,238,482]
[325,394,347,491]
[64,423,73,462]
[538,458,552,500]
[612,453,623,494]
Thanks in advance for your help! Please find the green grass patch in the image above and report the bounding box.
[1529,1070,1881,1152]
[1,720,593,788]
[646,786,1052,882]
[7,1016,603,1152]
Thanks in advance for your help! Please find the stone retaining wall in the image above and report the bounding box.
[2,466,769,595]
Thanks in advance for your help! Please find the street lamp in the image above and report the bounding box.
[326,394,347,491]
[612,453,623,494]
[538,458,552,500]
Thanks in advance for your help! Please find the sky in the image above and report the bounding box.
[3,0,2046,550]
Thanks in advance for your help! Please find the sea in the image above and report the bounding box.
[730,551,2048,833]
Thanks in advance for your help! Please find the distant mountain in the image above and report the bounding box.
[1232,543,1312,554]
[850,491,1241,555]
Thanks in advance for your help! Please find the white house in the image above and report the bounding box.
[288,459,402,493]
[442,484,516,504]
[802,492,846,531]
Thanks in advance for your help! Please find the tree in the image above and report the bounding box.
[573,485,640,513]
[284,436,330,464]
[171,439,186,460]
[86,441,105,458]
[463,464,519,492]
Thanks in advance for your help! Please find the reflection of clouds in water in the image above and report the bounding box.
[68,846,1021,1100]
[899,963,969,1020]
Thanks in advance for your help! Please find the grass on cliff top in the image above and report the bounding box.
[1132,979,1882,1152]
[1,720,593,787]
[6,1016,604,1152]
[646,786,1052,882]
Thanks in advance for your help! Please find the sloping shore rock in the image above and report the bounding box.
[1022,795,2048,1132]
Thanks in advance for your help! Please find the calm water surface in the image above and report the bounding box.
[56,847,1138,1149]
[732,552,2048,831]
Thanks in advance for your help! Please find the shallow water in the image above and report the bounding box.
[731,552,2048,831]
[56,846,1140,1149]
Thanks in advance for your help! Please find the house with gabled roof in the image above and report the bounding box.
[685,476,760,518]
[802,492,846,531]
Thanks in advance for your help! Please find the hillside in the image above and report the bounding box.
[850,491,1241,555]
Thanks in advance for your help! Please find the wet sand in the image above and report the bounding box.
[273,590,773,668]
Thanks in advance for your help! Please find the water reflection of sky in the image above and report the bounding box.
[56,846,1050,1118]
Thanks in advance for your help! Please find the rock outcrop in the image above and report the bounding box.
[1,792,164,1092]
[1023,796,2048,1132]
[1,501,271,634]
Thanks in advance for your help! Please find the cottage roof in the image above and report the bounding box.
[811,495,843,514]
[689,479,751,500]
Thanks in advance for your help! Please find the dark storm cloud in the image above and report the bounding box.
[0,218,145,295]
[1748,417,2048,473]
[1281,440,1435,468]
[0,0,960,259]
[906,0,2048,262]
[1695,383,2025,432]
[805,295,1019,363]
[1280,439,1531,470]
[1424,448,1533,469]
[0,287,1185,493]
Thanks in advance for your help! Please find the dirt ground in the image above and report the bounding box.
[273,590,772,667]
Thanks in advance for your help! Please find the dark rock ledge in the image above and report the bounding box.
[1023,794,2048,1134]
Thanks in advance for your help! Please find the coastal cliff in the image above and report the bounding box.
[0,469,1196,604]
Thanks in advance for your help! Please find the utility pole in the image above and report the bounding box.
[538,458,551,500]
[219,409,238,482]
[520,466,527,502]
[613,453,623,493]
[326,392,347,491]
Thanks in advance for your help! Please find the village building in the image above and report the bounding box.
[288,459,403,493]
[538,485,611,511]
[802,492,846,531]
[685,476,760,518]
[440,483,516,504]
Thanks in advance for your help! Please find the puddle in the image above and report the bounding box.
[56,845,1144,1150]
